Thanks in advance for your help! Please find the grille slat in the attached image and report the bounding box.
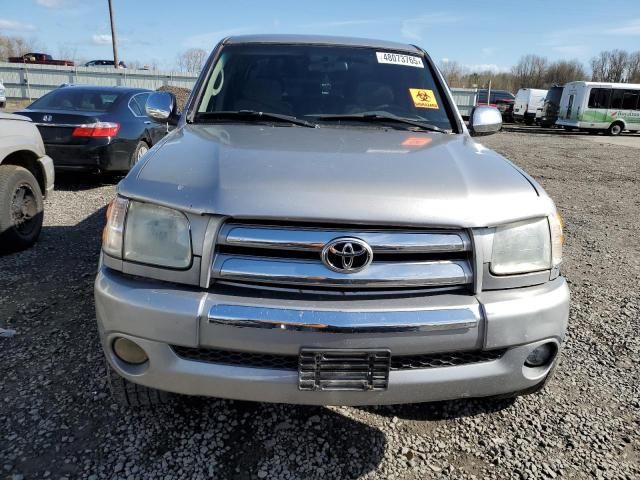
[211,222,473,291]
[220,224,470,253]
[171,346,507,371]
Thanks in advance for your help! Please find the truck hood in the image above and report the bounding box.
[119,124,554,227]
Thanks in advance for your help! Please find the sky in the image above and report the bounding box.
[1,0,639,71]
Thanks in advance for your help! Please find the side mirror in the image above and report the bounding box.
[469,106,502,136]
[146,91,178,125]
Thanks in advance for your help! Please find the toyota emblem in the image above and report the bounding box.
[42,114,52,122]
[321,237,373,273]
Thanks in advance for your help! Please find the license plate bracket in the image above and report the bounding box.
[298,348,391,392]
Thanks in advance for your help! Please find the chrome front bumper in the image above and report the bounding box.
[95,267,570,405]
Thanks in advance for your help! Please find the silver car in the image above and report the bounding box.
[0,112,54,252]
[95,35,569,407]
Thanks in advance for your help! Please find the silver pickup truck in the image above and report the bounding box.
[0,112,54,252]
[95,35,569,407]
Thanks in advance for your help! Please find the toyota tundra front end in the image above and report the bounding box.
[95,35,569,406]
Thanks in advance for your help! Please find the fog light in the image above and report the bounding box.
[525,343,555,367]
[113,337,148,365]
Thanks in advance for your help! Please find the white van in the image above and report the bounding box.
[0,80,6,109]
[556,81,640,135]
[513,88,548,124]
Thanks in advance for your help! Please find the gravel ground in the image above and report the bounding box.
[1,128,639,479]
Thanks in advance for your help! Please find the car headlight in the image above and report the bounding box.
[490,217,553,275]
[102,197,192,268]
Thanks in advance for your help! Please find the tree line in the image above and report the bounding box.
[440,49,640,91]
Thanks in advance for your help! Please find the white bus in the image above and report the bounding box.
[556,81,640,135]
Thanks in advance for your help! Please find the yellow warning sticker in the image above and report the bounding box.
[409,89,439,109]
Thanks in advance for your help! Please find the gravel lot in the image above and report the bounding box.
[1,128,639,479]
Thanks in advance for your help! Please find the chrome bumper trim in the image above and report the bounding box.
[213,255,472,288]
[207,304,479,333]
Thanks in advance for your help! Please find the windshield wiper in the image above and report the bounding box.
[311,113,448,133]
[195,110,317,128]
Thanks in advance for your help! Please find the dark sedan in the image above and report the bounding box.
[17,86,167,173]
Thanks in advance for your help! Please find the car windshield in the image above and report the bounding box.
[195,44,453,130]
[28,89,122,112]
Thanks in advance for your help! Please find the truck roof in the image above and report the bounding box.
[224,34,422,54]
[563,81,640,89]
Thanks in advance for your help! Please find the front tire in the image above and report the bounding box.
[107,363,170,407]
[0,164,44,253]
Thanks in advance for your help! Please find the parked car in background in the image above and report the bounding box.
[513,88,548,125]
[0,80,6,109]
[8,52,74,66]
[16,86,168,174]
[0,112,54,252]
[556,81,640,135]
[85,60,127,68]
[477,89,515,122]
[539,85,564,128]
[95,34,568,408]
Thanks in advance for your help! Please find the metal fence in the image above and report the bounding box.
[449,88,478,118]
[0,62,198,100]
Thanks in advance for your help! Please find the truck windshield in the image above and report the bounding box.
[195,44,453,130]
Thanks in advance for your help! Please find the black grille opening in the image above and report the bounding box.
[172,346,299,370]
[389,349,506,370]
[171,346,507,371]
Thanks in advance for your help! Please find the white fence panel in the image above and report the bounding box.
[450,88,478,118]
[0,62,198,101]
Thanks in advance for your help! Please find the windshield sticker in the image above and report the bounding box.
[409,89,439,109]
[376,52,424,68]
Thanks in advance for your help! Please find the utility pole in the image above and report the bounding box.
[108,0,119,68]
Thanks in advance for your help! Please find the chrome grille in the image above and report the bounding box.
[211,222,473,291]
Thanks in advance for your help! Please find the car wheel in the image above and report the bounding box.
[607,122,623,136]
[130,140,150,168]
[0,164,44,253]
[107,362,170,407]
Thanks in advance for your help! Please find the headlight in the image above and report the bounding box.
[490,218,551,275]
[102,197,192,268]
